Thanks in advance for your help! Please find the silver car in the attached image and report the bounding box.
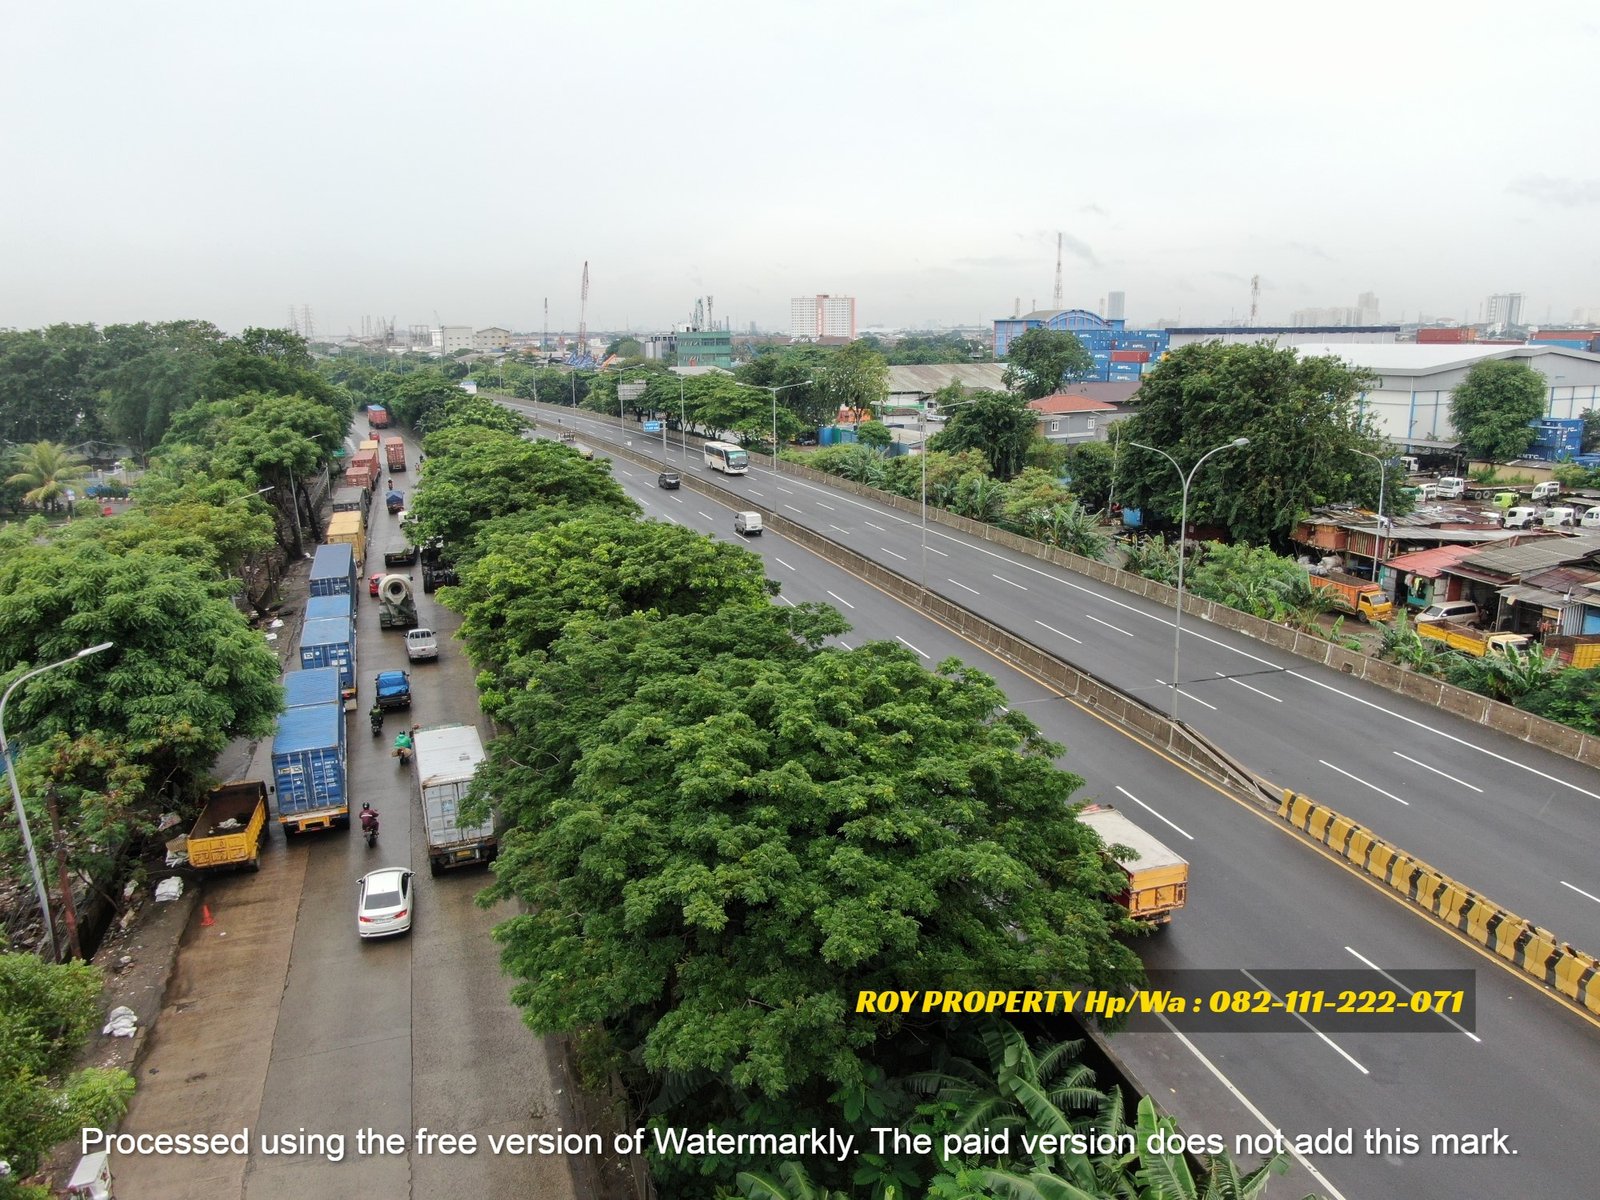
[357,868,414,938]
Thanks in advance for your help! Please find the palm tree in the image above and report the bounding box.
[1049,500,1111,561]
[5,440,90,513]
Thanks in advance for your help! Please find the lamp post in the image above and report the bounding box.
[731,380,814,465]
[1130,437,1249,720]
[2,641,115,961]
[1354,450,1388,586]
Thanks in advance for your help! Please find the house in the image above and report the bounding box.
[1027,393,1118,444]
[1436,533,1600,633]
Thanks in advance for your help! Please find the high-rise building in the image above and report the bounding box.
[1106,291,1125,321]
[790,294,857,340]
[1486,292,1524,329]
[1356,292,1381,325]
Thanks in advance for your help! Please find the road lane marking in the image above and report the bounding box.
[1216,672,1282,702]
[747,489,764,497]
[948,578,980,595]
[896,636,929,659]
[697,512,715,521]
[926,545,948,557]
[1035,620,1082,645]
[1155,678,1217,711]
[774,558,795,571]
[1238,968,1370,1075]
[881,547,907,561]
[784,505,806,515]
[1320,759,1408,805]
[1085,614,1133,637]
[825,590,855,609]
[775,594,795,607]
[1393,752,1482,793]
[1115,786,1193,839]
[828,525,850,535]
[816,501,836,511]
[864,521,887,531]
[1344,947,1481,1042]
[992,574,1028,590]
[776,486,794,494]
[1560,880,1600,905]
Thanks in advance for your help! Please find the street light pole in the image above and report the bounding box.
[1130,438,1248,720]
[1355,450,1388,586]
[1,641,115,961]
[731,380,814,466]
[919,396,982,587]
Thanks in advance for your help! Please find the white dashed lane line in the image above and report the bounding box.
[825,590,856,609]
[1035,620,1082,645]
[992,574,1027,590]
[1084,614,1132,637]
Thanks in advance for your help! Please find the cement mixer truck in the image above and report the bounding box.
[377,573,418,630]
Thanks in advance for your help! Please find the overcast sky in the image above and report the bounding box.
[5,1,1598,338]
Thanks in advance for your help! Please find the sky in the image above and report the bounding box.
[4,1,1599,339]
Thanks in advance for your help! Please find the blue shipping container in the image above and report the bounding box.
[305,593,353,624]
[299,616,356,688]
[271,703,347,821]
[283,666,342,711]
[308,543,356,597]
[819,425,836,446]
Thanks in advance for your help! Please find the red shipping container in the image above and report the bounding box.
[1110,349,1150,362]
[1417,327,1474,343]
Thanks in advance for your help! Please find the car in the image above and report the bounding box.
[734,511,764,536]
[796,432,819,447]
[357,868,414,938]
[405,627,439,661]
[1420,600,1481,625]
[657,471,681,489]
[369,572,382,597]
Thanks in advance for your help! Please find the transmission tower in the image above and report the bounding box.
[543,297,548,351]
[706,295,715,330]
[1052,233,1063,309]
[1249,275,1260,327]
[576,262,589,355]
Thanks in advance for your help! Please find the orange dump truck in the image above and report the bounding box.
[1308,570,1393,623]
[184,781,269,871]
[1079,803,1189,925]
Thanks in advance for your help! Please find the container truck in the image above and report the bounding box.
[367,404,389,429]
[283,665,343,711]
[308,543,356,598]
[385,489,405,514]
[299,616,356,689]
[332,485,369,515]
[1078,804,1188,925]
[271,703,348,833]
[325,510,367,568]
[383,531,418,569]
[385,436,407,473]
[184,781,270,870]
[1417,619,1530,657]
[1307,570,1394,623]
[413,724,497,875]
[305,593,353,628]
[359,438,380,453]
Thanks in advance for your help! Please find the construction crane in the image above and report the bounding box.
[566,262,595,368]
[706,295,715,330]
[542,297,548,352]
[1053,233,1063,309]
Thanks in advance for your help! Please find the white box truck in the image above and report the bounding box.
[413,724,497,875]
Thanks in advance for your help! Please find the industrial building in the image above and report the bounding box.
[992,309,1168,383]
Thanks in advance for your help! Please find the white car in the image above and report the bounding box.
[734,511,764,536]
[357,868,414,938]
[405,627,439,661]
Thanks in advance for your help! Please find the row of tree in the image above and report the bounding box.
[398,408,1291,1197]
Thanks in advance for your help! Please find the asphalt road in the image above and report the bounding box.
[516,406,1600,1200]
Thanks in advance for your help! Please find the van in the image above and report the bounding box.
[1398,456,1420,474]
[1541,506,1576,528]
[1531,481,1561,502]
[1403,483,1438,503]
[1492,492,1518,510]
[733,511,764,537]
[1435,477,1467,499]
[1503,506,1538,529]
[1581,506,1600,529]
[1420,600,1481,625]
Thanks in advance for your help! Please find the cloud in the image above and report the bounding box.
[1286,241,1335,262]
[1507,175,1600,207]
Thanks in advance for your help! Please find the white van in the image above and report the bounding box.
[733,511,764,537]
[1541,507,1576,528]
[1531,481,1561,502]
[1503,507,1539,529]
[1581,506,1600,529]
[1435,477,1467,499]
[1420,600,1481,625]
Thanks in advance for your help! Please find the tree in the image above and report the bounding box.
[1449,360,1548,461]
[1116,341,1381,548]
[1001,328,1094,401]
[484,636,1142,1102]
[1581,408,1600,454]
[855,420,893,451]
[928,390,1037,480]
[0,954,135,1185]
[5,441,89,513]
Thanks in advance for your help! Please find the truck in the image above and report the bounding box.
[377,574,418,629]
[305,592,354,627]
[383,532,418,568]
[385,489,405,514]
[332,485,369,515]
[1078,804,1188,925]
[325,510,367,569]
[385,436,407,473]
[344,450,381,491]
[308,543,356,598]
[271,703,348,834]
[413,724,497,875]
[1547,635,1600,668]
[404,627,439,662]
[367,404,389,429]
[1417,619,1530,657]
[420,540,459,594]
[1308,570,1394,623]
[299,616,356,689]
[359,438,380,454]
[374,669,411,710]
[283,665,343,711]
[184,781,270,870]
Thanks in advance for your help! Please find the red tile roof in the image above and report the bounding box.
[1382,544,1483,578]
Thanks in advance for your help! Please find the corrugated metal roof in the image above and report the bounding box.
[886,364,1009,394]
[1522,565,1600,591]
[1456,533,1600,577]
[1296,342,1600,374]
[1384,545,1484,577]
[1500,584,1577,608]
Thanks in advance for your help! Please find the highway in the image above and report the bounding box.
[518,405,1600,1199]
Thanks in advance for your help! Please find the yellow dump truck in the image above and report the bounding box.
[1308,570,1393,623]
[1417,619,1529,657]
[1079,804,1189,925]
[185,781,269,871]
[1547,635,1600,668]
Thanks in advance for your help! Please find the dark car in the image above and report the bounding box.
[657,471,681,489]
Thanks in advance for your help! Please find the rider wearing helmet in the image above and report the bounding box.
[359,802,379,832]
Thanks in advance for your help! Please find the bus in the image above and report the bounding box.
[704,442,749,475]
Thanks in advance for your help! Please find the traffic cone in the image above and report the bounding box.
[201,904,215,927]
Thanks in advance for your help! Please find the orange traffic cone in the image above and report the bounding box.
[201,904,215,927]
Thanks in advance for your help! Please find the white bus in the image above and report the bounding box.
[704,441,750,475]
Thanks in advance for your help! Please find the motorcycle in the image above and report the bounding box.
[393,737,413,767]
[360,810,380,848]
[370,708,384,737]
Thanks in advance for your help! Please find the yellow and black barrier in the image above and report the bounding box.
[1279,788,1600,1017]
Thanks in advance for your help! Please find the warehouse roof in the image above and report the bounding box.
[1296,342,1600,375]
[1455,533,1600,577]
[886,364,1009,394]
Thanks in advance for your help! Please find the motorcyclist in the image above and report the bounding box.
[359,803,379,833]
[369,703,384,733]
[393,728,414,762]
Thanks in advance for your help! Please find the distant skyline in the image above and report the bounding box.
[4,2,1599,339]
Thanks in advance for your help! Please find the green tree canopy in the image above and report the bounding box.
[1001,327,1094,400]
[1449,359,1547,461]
[1117,341,1381,547]
[5,441,89,512]
[927,390,1038,480]
[814,341,888,425]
